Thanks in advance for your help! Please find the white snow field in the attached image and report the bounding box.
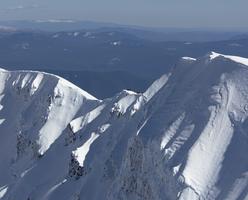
[0,52,248,200]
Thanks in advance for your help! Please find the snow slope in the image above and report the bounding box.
[0,52,248,200]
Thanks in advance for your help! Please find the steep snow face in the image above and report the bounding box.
[136,52,248,200]
[0,69,99,200]
[0,52,248,200]
[209,51,248,66]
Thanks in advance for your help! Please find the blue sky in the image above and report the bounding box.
[0,0,247,29]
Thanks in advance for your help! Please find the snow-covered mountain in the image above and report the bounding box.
[0,52,248,200]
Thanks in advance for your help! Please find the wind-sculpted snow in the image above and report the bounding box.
[0,52,248,200]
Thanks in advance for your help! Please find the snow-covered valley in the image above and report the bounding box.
[0,52,248,200]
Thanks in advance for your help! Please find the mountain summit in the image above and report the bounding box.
[0,52,248,200]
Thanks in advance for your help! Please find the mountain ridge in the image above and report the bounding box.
[0,52,248,200]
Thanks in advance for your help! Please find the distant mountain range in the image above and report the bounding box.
[0,20,245,42]
[0,29,247,76]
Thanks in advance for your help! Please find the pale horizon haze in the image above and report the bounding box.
[0,0,247,30]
